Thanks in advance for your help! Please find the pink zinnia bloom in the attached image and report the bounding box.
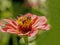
[0,13,50,37]
[28,0,39,7]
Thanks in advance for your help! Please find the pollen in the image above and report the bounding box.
[16,16,33,33]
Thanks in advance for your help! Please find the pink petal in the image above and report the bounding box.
[24,13,33,17]
[18,31,28,36]
[18,31,30,36]
[36,24,50,30]
[7,29,17,34]
[0,21,5,32]
[35,25,44,29]
[1,27,10,32]
[0,26,4,32]
[18,28,38,37]
[4,19,18,29]
[41,24,50,30]
[32,16,47,28]
[0,30,6,32]
[0,21,4,26]
[27,28,38,37]
[6,24,17,30]
[31,15,38,21]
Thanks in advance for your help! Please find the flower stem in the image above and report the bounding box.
[23,36,28,45]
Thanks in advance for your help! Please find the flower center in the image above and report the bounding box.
[17,16,33,34]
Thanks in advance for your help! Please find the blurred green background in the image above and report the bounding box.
[0,0,60,45]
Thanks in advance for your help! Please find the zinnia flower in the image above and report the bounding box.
[0,13,50,37]
[28,0,39,7]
